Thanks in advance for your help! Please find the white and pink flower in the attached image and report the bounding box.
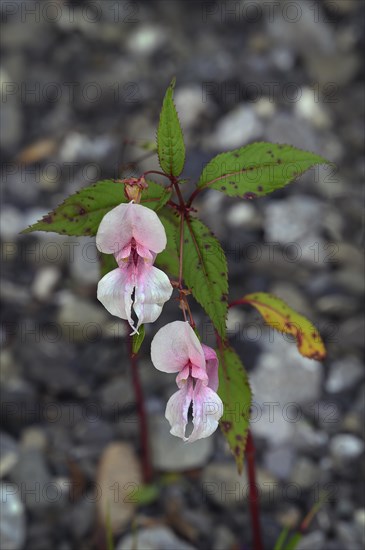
[96,201,173,334]
[151,321,223,442]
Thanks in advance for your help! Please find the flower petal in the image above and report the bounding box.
[97,267,135,329]
[165,381,193,440]
[187,383,223,443]
[131,203,167,254]
[96,202,167,257]
[96,202,134,256]
[133,264,173,330]
[202,344,219,392]
[151,321,205,374]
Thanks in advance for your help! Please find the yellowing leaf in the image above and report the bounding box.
[241,292,326,360]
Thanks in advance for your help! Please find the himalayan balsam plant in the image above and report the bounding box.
[23,79,329,548]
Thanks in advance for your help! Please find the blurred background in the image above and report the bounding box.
[1,0,364,549]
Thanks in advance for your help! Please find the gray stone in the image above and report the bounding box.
[69,237,100,285]
[335,521,363,549]
[264,196,323,244]
[354,509,365,544]
[201,462,277,508]
[0,432,19,478]
[0,206,24,241]
[117,526,196,550]
[330,434,364,463]
[265,113,319,152]
[69,494,95,539]
[264,446,296,480]
[207,105,263,149]
[290,457,320,490]
[20,427,48,452]
[0,482,26,550]
[174,85,213,130]
[296,531,326,550]
[32,266,60,301]
[250,339,323,445]
[339,316,365,349]
[325,356,364,394]
[212,526,237,550]
[0,68,23,152]
[99,375,134,413]
[149,414,213,472]
[226,203,262,230]
[9,448,51,509]
[292,421,329,453]
[57,290,109,341]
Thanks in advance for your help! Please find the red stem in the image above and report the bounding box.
[127,331,153,483]
[246,431,263,550]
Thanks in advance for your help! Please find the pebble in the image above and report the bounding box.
[9,448,52,509]
[149,414,213,472]
[201,462,277,508]
[20,426,48,452]
[296,531,326,550]
[174,85,213,130]
[57,291,109,341]
[264,446,296,480]
[0,482,26,550]
[69,237,100,285]
[32,266,60,301]
[264,196,323,244]
[207,105,263,149]
[117,526,197,550]
[0,432,19,478]
[0,206,24,241]
[290,457,320,490]
[325,356,364,394]
[226,202,262,230]
[96,442,142,533]
[330,434,364,463]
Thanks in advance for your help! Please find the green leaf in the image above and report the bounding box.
[155,211,180,278]
[183,217,228,338]
[242,292,326,360]
[197,142,329,198]
[134,483,159,505]
[22,179,171,236]
[217,343,252,474]
[132,324,145,356]
[157,78,185,177]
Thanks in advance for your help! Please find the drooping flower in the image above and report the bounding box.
[151,321,223,442]
[96,201,173,334]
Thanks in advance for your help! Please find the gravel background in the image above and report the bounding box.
[1,1,364,549]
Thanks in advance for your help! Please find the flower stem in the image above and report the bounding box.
[127,329,152,483]
[246,430,263,550]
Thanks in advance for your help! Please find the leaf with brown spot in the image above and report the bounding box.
[183,217,228,338]
[22,179,171,237]
[241,292,326,360]
[217,343,251,474]
[197,142,330,198]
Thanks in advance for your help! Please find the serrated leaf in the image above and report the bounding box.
[217,343,251,474]
[242,292,326,360]
[22,180,171,236]
[157,78,185,177]
[183,217,228,338]
[197,142,329,198]
[132,324,145,355]
[155,211,179,278]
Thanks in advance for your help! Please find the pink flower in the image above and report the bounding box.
[151,321,223,442]
[96,202,173,334]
